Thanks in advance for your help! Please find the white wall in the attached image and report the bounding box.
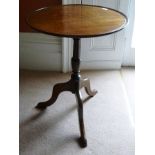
[122,0,135,66]
[19,33,62,71]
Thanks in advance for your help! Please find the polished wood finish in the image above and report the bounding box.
[28,4,127,148]
[27,4,127,38]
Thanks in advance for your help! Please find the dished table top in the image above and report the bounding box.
[27,4,127,38]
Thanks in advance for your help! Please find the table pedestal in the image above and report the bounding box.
[36,38,97,148]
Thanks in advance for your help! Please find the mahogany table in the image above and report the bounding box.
[27,4,127,148]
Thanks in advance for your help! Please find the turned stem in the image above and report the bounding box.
[71,38,81,81]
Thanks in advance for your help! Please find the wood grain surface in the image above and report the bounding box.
[27,4,127,38]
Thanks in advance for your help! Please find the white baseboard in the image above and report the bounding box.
[19,32,62,71]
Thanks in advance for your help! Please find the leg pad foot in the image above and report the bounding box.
[78,137,87,148]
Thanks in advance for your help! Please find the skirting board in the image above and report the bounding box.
[19,32,62,71]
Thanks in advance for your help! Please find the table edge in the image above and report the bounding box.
[27,4,128,39]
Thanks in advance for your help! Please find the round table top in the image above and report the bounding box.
[27,4,127,38]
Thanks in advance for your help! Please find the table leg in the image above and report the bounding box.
[75,90,87,148]
[35,79,74,109]
[35,38,97,148]
[80,78,97,97]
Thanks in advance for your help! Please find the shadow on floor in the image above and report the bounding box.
[20,96,91,153]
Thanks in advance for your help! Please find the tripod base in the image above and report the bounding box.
[36,78,97,110]
[36,38,97,148]
[35,77,97,148]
